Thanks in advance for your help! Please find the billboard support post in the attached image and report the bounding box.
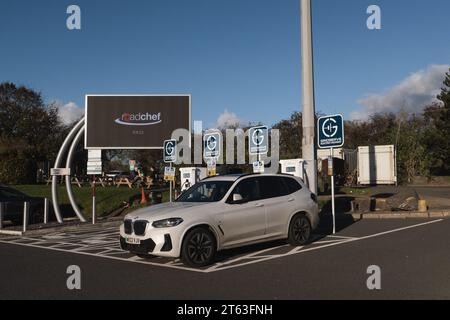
[92,175,96,225]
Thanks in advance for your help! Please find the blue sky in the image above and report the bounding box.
[0,0,449,127]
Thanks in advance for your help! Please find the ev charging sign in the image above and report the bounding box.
[164,139,177,163]
[204,132,221,159]
[249,126,268,155]
[318,115,345,149]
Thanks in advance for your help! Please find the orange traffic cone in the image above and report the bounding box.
[140,187,147,204]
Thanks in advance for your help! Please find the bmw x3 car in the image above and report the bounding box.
[119,174,319,267]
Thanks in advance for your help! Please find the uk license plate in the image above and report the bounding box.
[125,237,141,245]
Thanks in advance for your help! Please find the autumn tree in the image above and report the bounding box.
[0,83,63,183]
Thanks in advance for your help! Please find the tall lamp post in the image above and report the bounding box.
[300,0,318,195]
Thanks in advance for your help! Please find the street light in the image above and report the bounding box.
[300,0,318,195]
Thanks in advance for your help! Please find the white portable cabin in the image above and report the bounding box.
[279,159,305,180]
[179,167,207,191]
[357,145,397,185]
[317,148,358,173]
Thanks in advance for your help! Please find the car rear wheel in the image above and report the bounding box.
[288,214,311,246]
[181,227,217,268]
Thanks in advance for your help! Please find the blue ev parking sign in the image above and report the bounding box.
[317,114,344,149]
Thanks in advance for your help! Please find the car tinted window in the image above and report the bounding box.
[283,177,302,194]
[230,178,260,202]
[177,181,233,203]
[259,177,289,199]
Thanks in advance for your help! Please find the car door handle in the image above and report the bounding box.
[254,203,264,208]
[288,198,295,202]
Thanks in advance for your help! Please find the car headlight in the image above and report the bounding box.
[152,218,184,228]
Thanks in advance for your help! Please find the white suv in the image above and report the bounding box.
[120,174,319,267]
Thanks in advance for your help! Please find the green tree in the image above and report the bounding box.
[422,69,450,175]
[396,115,430,182]
[0,82,63,183]
[437,68,450,108]
[272,112,303,159]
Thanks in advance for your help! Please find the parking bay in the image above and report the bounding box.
[0,219,443,274]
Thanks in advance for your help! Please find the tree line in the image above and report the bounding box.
[274,68,450,183]
[0,68,448,184]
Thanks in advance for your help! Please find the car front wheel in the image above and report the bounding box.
[181,227,217,268]
[288,214,311,246]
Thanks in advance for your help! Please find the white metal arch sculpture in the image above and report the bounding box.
[51,118,87,223]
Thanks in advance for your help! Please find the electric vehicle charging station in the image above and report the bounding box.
[279,159,305,180]
[179,167,207,192]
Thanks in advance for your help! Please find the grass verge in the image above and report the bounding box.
[13,185,149,218]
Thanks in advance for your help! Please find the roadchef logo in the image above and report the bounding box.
[115,112,162,126]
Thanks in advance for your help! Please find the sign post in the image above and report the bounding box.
[249,126,268,174]
[206,159,217,177]
[204,132,221,177]
[164,139,177,202]
[87,150,102,224]
[92,175,97,224]
[164,166,176,202]
[318,114,344,235]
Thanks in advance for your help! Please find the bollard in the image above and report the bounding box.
[0,202,4,230]
[44,198,49,224]
[418,200,428,213]
[23,202,30,233]
[92,196,96,225]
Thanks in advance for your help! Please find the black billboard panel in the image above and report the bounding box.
[85,95,191,149]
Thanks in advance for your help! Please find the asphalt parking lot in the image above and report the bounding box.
[0,218,449,299]
[415,186,450,209]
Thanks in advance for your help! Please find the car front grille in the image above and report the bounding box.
[124,220,133,235]
[133,221,148,236]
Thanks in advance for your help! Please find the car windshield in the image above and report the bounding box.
[177,181,234,203]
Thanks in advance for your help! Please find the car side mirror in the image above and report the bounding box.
[232,193,247,204]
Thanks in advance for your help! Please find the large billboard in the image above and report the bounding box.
[85,95,191,149]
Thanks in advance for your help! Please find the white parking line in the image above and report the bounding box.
[355,220,443,240]
[287,246,304,254]
[0,239,206,273]
[206,219,444,272]
[327,235,359,240]
[312,239,344,244]
[0,219,443,273]
[206,244,290,271]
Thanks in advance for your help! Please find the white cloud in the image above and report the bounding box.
[352,64,449,120]
[214,109,243,129]
[57,102,85,125]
